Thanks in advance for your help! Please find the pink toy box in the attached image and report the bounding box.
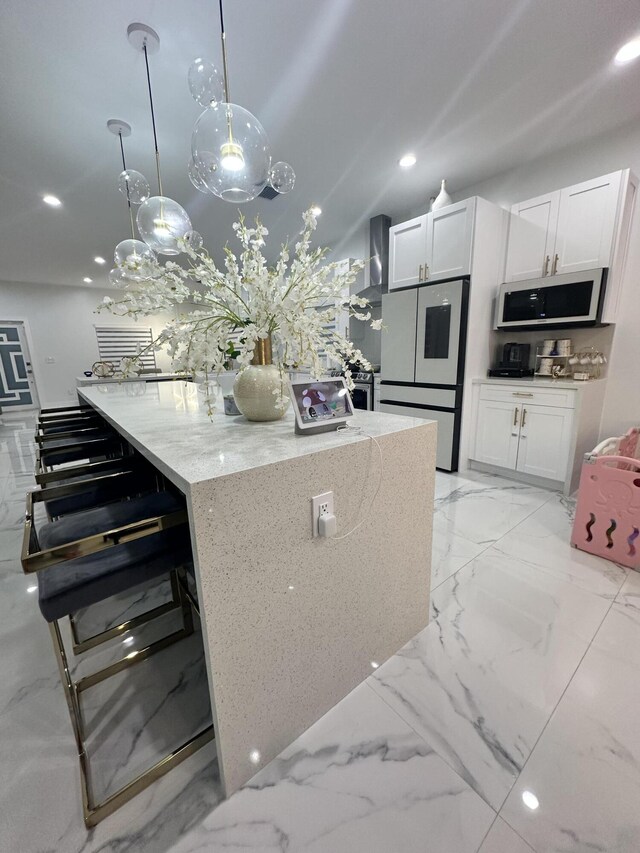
[571,428,640,571]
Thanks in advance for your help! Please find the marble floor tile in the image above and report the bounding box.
[370,546,610,811]
[431,473,552,590]
[170,682,496,853]
[478,817,535,852]
[500,634,640,852]
[593,569,640,667]
[494,493,628,599]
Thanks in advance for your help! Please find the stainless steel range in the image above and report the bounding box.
[330,369,374,410]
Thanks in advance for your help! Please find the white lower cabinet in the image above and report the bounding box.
[471,383,582,491]
[516,404,573,480]
[475,399,520,469]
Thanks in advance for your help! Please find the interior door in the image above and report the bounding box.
[554,172,622,275]
[414,279,467,386]
[473,399,520,469]
[0,321,38,409]
[388,215,428,290]
[381,290,418,382]
[516,404,573,481]
[505,192,559,281]
[426,198,475,280]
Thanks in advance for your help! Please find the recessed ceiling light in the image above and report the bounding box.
[399,153,417,168]
[83,277,92,283]
[615,38,640,64]
[311,205,322,216]
[94,256,106,265]
[522,790,539,810]
[42,194,62,207]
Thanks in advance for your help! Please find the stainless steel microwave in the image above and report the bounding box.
[495,268,607,330]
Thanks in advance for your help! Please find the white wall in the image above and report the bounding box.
[0,281,174,407]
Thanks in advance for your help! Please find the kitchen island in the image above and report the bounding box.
[78,381,436,796]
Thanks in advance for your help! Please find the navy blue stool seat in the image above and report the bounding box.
[37,491,191,622]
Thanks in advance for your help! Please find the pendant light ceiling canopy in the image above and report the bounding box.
[188,0,295,202]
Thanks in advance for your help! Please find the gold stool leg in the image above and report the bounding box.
[49,581,214,828]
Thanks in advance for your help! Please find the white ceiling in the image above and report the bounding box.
[1,0,640,287]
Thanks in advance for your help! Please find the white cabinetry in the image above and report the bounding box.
[388,199,476,290]
[474,399,520,469]
[553,173,621,275]
[389,215,428,290]
[504,193,559,281]
[504,169,637,321]
[470,381,606,494]
[426,198,475,280]
[516,404,574,480]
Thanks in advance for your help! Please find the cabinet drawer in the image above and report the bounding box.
[478,383,576,409]
[381,384,457,408]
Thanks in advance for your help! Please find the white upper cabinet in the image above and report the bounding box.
[554,172,622,275]
[389,199,479,290]
[426,198,475,280]
[504,169,635,297]
[389,215,428,290]
[504,193,559,281]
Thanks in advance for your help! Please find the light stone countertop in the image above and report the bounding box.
[79,381,433,493]
[76,372,188,386]
[472,376,606,390]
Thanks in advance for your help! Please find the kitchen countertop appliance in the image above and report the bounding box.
[488,341,534,378]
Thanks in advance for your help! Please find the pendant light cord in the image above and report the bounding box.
[143,42,163,196]
[118,131,136,240]
[219,0,231,103]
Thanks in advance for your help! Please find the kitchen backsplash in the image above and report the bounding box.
[491,325,614,376]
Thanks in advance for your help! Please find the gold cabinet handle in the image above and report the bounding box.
[543,255,550,276]
[551,253,559,275]
[512,391,534,397]
[521,407,527,428]
[419,264,423,281]
[513,406,519,427]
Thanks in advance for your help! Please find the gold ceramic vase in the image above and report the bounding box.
[232,336,290,422]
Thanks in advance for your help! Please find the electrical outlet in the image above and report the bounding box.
[311,491,334,537]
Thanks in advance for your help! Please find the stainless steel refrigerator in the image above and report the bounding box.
[379,277,469,471]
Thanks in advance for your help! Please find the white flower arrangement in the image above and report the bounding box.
[99,208,381,412]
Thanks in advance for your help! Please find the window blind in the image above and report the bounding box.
[94,325,157,371]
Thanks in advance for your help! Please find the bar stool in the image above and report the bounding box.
[21,477,214,827]
[33,458,183,654]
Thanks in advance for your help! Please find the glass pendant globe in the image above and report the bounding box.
[188,58,224,108]
[269,161,296,194]
[118,169,150,205]
[136,196,192,255]
[113,239,156,282]
[184,229,203,251]
[191,102,271,202]
[108,266,128,286]
[114,238,155,268]
[188,158,210,194]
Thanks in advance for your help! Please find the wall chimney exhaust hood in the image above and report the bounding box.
[354,214,390,302]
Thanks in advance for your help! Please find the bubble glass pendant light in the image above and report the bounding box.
[190,0,293,202]
[108,119,156,282]
[128,23,192,255]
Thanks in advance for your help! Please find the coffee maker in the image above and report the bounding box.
[488,342,534,378]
